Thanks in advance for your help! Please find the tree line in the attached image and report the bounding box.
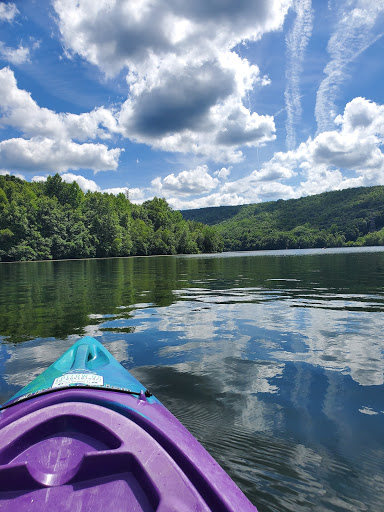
[181,186,384,251]
[0,174,223,262]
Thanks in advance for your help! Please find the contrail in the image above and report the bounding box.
[284,0,313,150]
[315,1,384,134]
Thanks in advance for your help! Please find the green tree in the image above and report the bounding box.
[0,174,223,261]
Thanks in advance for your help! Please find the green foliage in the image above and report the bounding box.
[181,186,384,251]
[181,204,243,225]
[0,174,223,262]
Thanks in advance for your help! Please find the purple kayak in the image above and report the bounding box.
[0,337,257,511]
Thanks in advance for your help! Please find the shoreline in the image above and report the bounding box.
[1,245,384,264]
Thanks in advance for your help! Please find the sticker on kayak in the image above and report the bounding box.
[52,373,103,388]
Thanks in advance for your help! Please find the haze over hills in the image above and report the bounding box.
[181,186,384,251]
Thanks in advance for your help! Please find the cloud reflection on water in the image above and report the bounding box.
[1,249,384,511]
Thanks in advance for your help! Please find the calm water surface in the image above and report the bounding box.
[1,247,384,511]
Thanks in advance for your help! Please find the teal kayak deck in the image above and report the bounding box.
[6,336,157,407]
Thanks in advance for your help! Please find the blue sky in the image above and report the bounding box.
[0,0,383,210]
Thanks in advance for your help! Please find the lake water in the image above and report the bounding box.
[1,247,384,511]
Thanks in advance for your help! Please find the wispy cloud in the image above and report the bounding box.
[0,3,19,23]
[315,1,384,133]
[0,42,30,65]
[284,0,314,149]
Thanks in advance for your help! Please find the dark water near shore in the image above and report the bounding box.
[1,247,384,511]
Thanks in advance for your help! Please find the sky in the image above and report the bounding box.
[0,0,384,210]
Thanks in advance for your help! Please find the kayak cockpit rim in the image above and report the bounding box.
[0,385,153,410]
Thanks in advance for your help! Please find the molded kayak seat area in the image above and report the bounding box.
[0,398,211,511]
[0,337,257,511]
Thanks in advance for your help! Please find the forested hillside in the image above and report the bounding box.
[182,186,384,251]
[180,204,244,225]
[0,174,223,262]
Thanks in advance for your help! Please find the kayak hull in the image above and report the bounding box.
[0,337,257,511]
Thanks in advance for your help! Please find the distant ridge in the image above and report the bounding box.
[181,186,384,251]
[179,204,245,225]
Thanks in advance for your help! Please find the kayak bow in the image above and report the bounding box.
[0,337,257,511]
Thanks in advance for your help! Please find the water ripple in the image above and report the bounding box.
[1,249,384,511]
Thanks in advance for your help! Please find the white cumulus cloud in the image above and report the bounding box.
[164,96,384,209]
[168,191,247,211]
[0,137,121,174]
[59,173,101,193]
[0,67,118,141]
[0,5,38,66]
[0,43,30,65]
[32,173,101,193]
[0,67,122,173]
[280,96,384,196]
[52,0,290,161]
[215,167,231,180]
[152,164,220,196]
[53,0,291,75]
